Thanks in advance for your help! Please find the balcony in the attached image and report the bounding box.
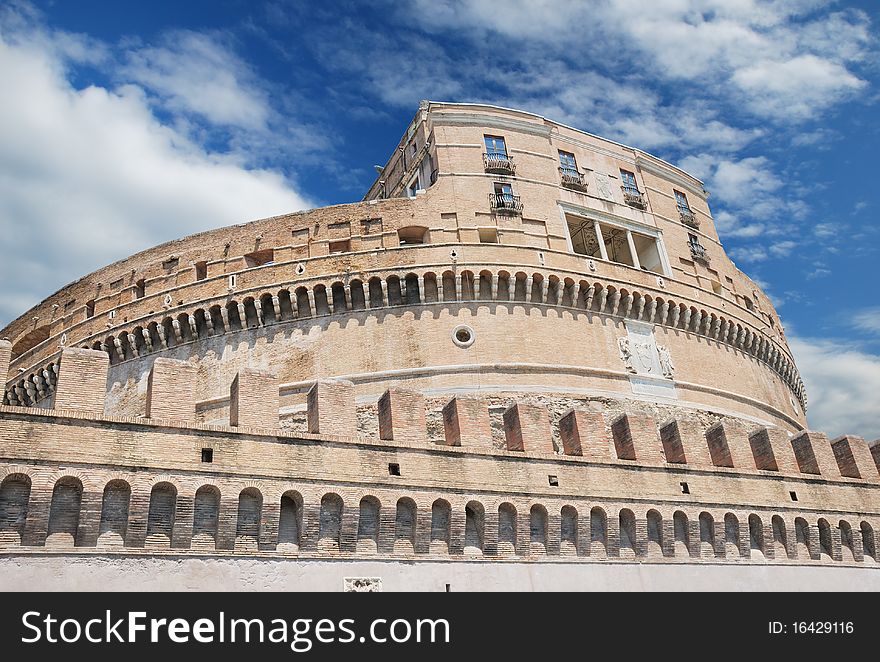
[689,242,710,263]
[489,192,523,215]
[679,207,699,229]
[559,167,589,192]
[621,185,646,210]
[483,152,516,175]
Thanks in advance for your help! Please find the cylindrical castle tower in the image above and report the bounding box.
[4,101,880,591]
[2,100,805,434]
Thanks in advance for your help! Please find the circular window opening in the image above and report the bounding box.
[452,325,475,348]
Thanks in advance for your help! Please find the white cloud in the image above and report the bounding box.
[0,19,311,327]
[790,336,880,440]
[729,246,769,263]
[852,308,880,336]
[768,240,796,257]
[678,153,804,234]
[122,30,272,131]
[406,0,874,122]
[731,55,865,120]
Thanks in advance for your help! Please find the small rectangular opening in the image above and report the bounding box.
[86,300,96,318]
[329,239,351,254]
[228,274,237,289]
[244,249,274,268]
[680,481,690,494]
[445,583,451,592]
[388,462,400,476]
[548,475,558,486]
[790,491,798,502]
[162,257,179,272]
[110,278,123,291]
[478,228,498,244]
[201,448,213,463]
[135,279,146,299]
[711,280,722,295]
[195,261,208,281]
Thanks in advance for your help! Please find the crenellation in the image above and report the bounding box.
[229,369,279,431]
[53,348,109,415]
[146,358,196,421]
[378,389,426,444]
[831,435,879,482]
[791,430,840,478]
[0,340,11,386]
[502,403,554,453]
[442,396,492,448]
[307,379,357,438]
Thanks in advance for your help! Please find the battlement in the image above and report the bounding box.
[0,348,877,567]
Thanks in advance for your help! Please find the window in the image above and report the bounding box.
[388,463,401,476]
[490,182,522,213]
[680,482,690,494]
[548,475,559,487]
[790,491,798,502]
[195,261,208,281]
[620,170,645,208]
[495,182,512,197]
[328,239,351,254]
[674,190,691,213]
[675,190,698,227]
[484,135,507,158]
[688,233,708,261]
[483,135,514,174]
[86,300,96,318]
[558,150,587,190]
[559,150,578,174]
[162,257,179,272]
[201,448,214,463]
[110,278,123,290]
[135,279,146,299]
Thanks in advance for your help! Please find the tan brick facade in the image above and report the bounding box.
[0,371,877,566]
[0,102,874,579]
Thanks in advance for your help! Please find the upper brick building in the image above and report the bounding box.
[0,102,876,591]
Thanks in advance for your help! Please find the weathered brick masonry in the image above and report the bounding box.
[0,360,878,565]
[0,102,876,580]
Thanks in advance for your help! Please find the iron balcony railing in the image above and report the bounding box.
[483,152,516,175]
[489,192,523,214]
[559,167,588,192]
[621,185,646,209]
[689,242,709,262]
[679,207,699,228]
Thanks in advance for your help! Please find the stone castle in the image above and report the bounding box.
[0,101,877,591]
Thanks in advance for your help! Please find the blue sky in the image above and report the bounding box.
[1,0,878,438]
